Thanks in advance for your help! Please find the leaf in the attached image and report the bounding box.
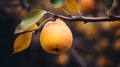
[22,24,38,33]
[13,32,33,53]
[57,0,80,16]
[106,2,113,10]
[106,0,118,15]
[15,10,47,34]
[50,0,65,8]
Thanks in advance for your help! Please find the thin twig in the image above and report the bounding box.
[107,0,118,15]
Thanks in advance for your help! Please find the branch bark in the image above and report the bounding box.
[58,15,120,22]
[19,0,120,23]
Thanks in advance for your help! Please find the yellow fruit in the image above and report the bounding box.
[40,18,73,54]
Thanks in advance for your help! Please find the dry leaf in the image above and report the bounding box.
[14,32,32,53]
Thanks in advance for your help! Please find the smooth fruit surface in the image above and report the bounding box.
[40,18,73,54]
[78,0,96,13]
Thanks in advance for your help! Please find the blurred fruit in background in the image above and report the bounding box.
[109,21,120,30]
[96,56,112,67]
[56,53,69,65]
[82,23,98,39]
[113,38,120,52]
[94,38,109,53]
[77,0,97,14]
[73,21,84,33]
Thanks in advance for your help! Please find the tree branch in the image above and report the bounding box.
[57,15,120,22]
[19,0,120,23]
[15,14,120,35]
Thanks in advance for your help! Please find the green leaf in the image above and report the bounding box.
[106,0,118,15]
[106,1,113,11]
[50,0,65,8]
[15,10,47,34]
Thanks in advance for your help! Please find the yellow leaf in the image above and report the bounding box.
[22,24,38,32]
[57,0,79,16]
[14,32,32,53]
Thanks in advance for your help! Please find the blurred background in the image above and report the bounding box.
[0,0,120,67]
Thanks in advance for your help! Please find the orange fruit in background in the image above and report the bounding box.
[78,0,96,14]
[107,21,120,36]
[108,21,120,30]
[40,18,73,54]
[113,39,120,51]
[96,56,107,67]
[82,23,97,39]
[56,53,69,65]
[94,38,109,52]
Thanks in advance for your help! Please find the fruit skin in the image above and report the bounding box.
[40,18,73,54]
[78,0,96,14]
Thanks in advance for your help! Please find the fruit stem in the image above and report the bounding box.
[50,15,59,21]
[38,17,53,29]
